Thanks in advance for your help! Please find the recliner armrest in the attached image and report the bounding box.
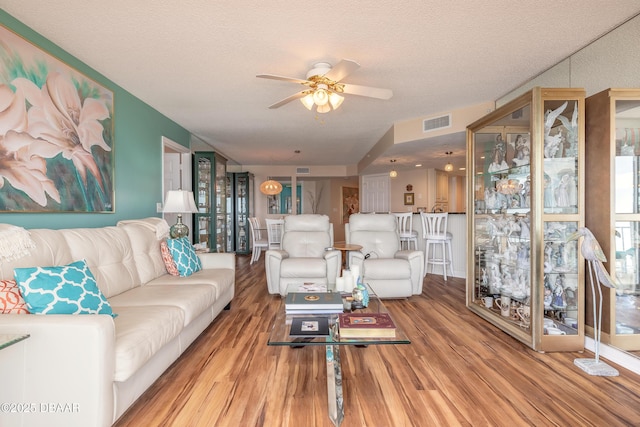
[265,250,289,295]
[394,250,424,294]
[323,250,341,285]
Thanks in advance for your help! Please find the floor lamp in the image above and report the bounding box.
[163,190,198,239]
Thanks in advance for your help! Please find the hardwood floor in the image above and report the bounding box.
[115,255,640,427]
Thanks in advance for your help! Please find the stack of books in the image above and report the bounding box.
[337,312,396,338]
[285,292,344,315]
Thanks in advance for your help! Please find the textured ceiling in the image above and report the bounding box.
[3,1,639,174]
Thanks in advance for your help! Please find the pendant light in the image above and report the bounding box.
[259,178,283,195]
[444,152,454,172]
[389,159,398,178]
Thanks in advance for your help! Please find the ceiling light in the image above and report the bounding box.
[313,84,329,106]
[300,93,314,110]
[299,81,344,114]
[389,159,398,178]
[259,178,283,195]
[444,151,454,172]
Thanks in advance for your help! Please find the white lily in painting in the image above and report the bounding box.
[12,71,111,191]
[0,84,61,207]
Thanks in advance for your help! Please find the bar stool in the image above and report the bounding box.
[420,212,453,280]
[394,212,419,250]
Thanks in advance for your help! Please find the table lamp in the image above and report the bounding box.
[163,190,198,239]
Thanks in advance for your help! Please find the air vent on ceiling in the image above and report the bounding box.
[423,113,451,133]
[296,167,310,175]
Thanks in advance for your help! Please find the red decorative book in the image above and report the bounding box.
[338,312,396,338]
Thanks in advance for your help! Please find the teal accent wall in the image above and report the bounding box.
[0,10,191,229]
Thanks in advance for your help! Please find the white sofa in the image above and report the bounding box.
[0,218,235,427]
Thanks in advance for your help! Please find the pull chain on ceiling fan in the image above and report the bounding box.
[257,59,393,113]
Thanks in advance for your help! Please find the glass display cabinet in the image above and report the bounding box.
[585,88,640,351]
[226,172,254,254]
[466,87,585,352]
[193,152,227,252]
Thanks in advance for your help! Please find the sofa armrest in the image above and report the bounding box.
[198,252,235,270]
[265,250,288,295]
[0,314,115,427]
[395,250,424,294]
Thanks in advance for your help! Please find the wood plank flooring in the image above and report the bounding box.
[114,254,640,427]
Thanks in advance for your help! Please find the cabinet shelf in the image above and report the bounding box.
[467,87,585,352]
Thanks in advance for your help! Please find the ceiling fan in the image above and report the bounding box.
[256,59,393,113]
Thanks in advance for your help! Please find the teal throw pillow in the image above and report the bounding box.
[14,259,115,317]
[166,237,202,277]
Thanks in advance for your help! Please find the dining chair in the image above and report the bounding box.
[248,217,268,264]
[420,212,453,280]
[394,212,419,250]
[265,218,284,250]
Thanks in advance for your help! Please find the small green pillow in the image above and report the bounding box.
[166,237,202,277]
[14,259,115,317]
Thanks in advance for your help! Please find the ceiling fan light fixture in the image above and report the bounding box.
[328,92,344,110]
[316,103,331,114]
[313,85,329,106]
[300,93,314,110]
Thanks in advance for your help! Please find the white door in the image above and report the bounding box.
[361,173,390,213]
[162,137,193,228]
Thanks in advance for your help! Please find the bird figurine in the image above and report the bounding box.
[567,226,619,376]
[568,227,617,289]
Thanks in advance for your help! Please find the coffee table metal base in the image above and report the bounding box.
[326,343,344,426]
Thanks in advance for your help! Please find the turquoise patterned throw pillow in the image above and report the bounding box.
[166,237,202,277]
[14,259,115,317]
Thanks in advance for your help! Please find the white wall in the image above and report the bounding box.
[497,14,640,105]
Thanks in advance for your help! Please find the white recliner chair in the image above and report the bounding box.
[346,213,424,298]
[265,214,341,296]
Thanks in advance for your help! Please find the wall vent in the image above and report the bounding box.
[296,167,310,175]
[423,114,451,133]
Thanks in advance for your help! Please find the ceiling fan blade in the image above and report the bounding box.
[324,59,360,82]
[268,91,308,109]
[256,74,310,85]
[342,83,393,100]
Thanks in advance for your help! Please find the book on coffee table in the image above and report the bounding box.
[285,292,343,311]
[289,317,330,337]
[337,312,396,338]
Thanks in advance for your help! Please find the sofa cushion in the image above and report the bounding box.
[147,268,235,300]
[0,279,29,314]
[14,259,115,317]
[159,239,180,276]
[281,257,327,278]
[166,237,202,277]
[112,305,184,382]
[364,258,411,280]
[109,283,216,326]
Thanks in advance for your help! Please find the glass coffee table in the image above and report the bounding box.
[267,285,410,426]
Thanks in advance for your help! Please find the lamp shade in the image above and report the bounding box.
[163,190,198,213]
[444,162,454,172]
[259,179,283,195]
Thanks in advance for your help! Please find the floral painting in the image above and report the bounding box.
[341,186,359,224]
[0,24,114,212]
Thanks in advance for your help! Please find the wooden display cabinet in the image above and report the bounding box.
[466,87,585,352]
[585,88,640,351]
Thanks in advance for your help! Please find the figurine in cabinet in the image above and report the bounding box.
[544,101,568,158]
[488,134,509,172]
[511,134,530,167]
